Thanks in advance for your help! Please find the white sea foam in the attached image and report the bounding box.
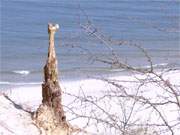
[141,63,168,69]
[153,63,168,67]
[13,70,30,75]
[0,81,41,85]
[0,82,10,85]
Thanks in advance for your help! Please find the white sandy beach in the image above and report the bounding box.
[0,70,180,135]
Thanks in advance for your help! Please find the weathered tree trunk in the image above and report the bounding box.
[33,23,69,135]
[42,23,65,123]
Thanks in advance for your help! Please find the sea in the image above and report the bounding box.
[0,0,180,89]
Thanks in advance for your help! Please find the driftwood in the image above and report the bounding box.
[33,23,69,135]
[43,23,65,124]
[33,23,95,135]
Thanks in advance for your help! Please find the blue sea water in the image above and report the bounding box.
[0,0,180,88]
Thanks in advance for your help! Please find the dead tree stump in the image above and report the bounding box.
[33,23,69,135]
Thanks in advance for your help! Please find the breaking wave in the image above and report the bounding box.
[12,70,30,75]
[0,81,41,85]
